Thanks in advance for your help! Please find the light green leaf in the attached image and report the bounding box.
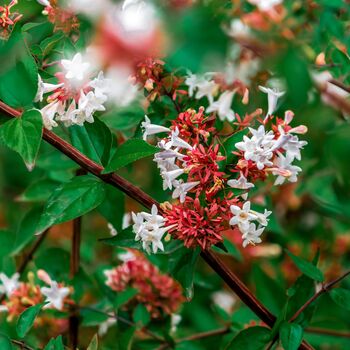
[330,288,350,311]
[0,109,43,170]
[16,303,45,338]
[226,326,271,350]
[43,336,64,350]
[286,250,324,282]
[102,139,158,173]
[280,322,303,350]
[115,288,139,309]
[87,334,98,350]
[36,176,106,234]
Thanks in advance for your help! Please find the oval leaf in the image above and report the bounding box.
[0,109,43,170]
[87,334,98,350]
[36,175,106,234]
[102,139,158,173]
[16,303,45,338]
[226,326,271,350]
[0,333,13,350]
[280,322,303,350]
[286,250,324,282]
[330,288,350,311]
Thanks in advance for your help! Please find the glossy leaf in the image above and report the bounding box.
[286,250,324,282]
[16,303,45,338]
[36,176,106,234]
[0,109,43,170]
[226,326,271,350]
[330,288,350,311]
[102,139,158,173]
[280,322,303,350]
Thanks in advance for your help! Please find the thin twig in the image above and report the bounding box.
[0,100,313,350]
[290,270,350,323]
[329,79,350,94]
[306,327,350,339]
[177,326,231,342]
[11,339,35,350]
[80,306,166,343]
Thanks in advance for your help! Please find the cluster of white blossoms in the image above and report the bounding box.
[36,53,111,130]
[229,202,271,247]
[0,272,20,298]
[132,204,174,254]
[185,72,236,122]
[141,115,200,203]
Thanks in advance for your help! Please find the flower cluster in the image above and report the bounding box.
[36,53,110,130]
[132,83,307,252]
[0,271,72,322]
[104,251,184,318]
[0,0,22,39]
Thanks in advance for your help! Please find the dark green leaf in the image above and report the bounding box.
[43,336,64,350]
[286,250,324,282]
[99,226,141,249]
[330,288,350,311]
[16,303,45,338]
[36,175,106,234]
[0,109,43,170]
[0,334,13,350]
[102,139,158,173]
[116,288,138,308]
[280,322,303,350]
[133,304,151,327]
[226,326,271,350]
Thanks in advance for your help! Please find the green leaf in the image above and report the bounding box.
[0,29,38,107]
[330,288,350,311]
[43,336,64,350]
[285,250,324,282]
[0,109,43,170]
[169,247,200,299]
[116,288,139,308]
[16,303,45,338]
[99,226,141,249]
[87,334,98,350]
[133,304,151,327]
[102,139,158,173]
[280,322,303,350]
[36,176,106,234]
[226,326,271,350]
[0,333,13,350]
[18,179,61,203]
[70,118,113,166]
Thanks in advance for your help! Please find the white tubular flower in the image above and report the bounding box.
[172,180,200,203]
[37,0,50,6]
[79,90,106,115]
[229,201,258,233]
[259,86,285,120]
[117,249,136,262]
[98,317,117,336]
[170,314,182,334]
[250,209,272,226]
[41,281,70,310]
[227,19,251,38]
[235,125,275,170]
[169,128,193,150]
[40,101,61,130]
[107,223,118,236]
[141,115,170,141]
[273,153,302,185]
[206,90,236,122]
[61,53,90,82]
[248,0,283,11]
[89,71,112,100]
[0,272,20,298]
[132,205,171,254]
[242,223,265,248]
[227,173,254,190]
[212,290,236,313]
[161,168,184,190]
[185,72,203,97]
[35,75,64,102]
[195,79,219,104]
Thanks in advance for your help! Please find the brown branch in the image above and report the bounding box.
[290,270,350,323]
[177,326,230,342]
[11,339,35,350]
[329,79,350,94]
[0,100,313,350]
[306,327,350,339]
